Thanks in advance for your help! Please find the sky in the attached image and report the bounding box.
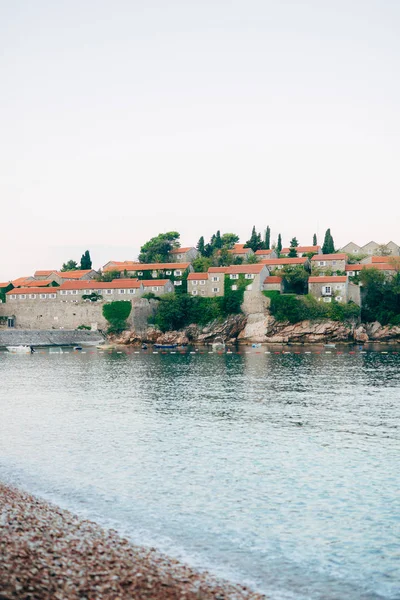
[1,0,399,280]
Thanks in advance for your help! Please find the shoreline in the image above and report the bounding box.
[0,482,265,600]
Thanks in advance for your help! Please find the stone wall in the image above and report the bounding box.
[0,329,104,347]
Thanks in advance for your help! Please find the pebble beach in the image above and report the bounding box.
[0,483,266,600]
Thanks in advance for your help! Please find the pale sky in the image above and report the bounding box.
[1,0,399,280]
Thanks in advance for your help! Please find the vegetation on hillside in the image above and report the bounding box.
[102,301,132,333]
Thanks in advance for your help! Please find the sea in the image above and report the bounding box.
[0,345,399,600]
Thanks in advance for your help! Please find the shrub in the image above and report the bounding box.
[77,324,91,330]
[102,301,132,333]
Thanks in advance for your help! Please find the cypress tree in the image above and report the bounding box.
[313,233,317,246]
[80,250,92,270]
[322,229,335,254]
[277,233,282,255]
[214,230,222,249]
[265,226,271,250]
[197,236,205,255]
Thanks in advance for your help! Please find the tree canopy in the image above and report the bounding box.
[322,229,335,254]
[138,231,180,263]
[80,250,92,270]
[61,260,78,272]
[102,301,132,333]
[264,226,271,250]
[244,226,263,252]
[313,233,317,246]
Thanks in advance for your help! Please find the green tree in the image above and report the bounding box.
[265,226,271,250]
[214,230,223,249]
[139,231,180,263]
[196,236,205,255]
[61,260,78,272]
[80,250,92,270]
[245,226,263,252]
[221,233,239,248]
[313,233,317,246]
[288,237,298,258]
[246,253,259,264]
[322,229,335,254]
[102,301,132,333]
[277,234,282,255]
[192,256,212,272]
[281,266,308,294]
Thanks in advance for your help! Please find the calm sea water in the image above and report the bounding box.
[0,346,399,600]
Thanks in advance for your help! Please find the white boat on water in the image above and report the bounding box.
[212,337,226,351]
[6,345,32,354]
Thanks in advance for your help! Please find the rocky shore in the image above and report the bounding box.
[111,314,400,347]
[0,483,265,600]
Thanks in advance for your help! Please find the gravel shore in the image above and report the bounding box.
[0,483,266,599]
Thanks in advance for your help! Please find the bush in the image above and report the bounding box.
[102,301,132,333]
[77,324,91,330]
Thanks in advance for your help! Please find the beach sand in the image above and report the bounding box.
[0,483,266,599]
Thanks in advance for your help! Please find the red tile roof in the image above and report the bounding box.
[371,256,395,263]
[7,288,58,295]
[261,257,308,265]
[208,267,228,273]
[11,277,33,287]
[281,245,321,254]
[309,276,347,283]
[263,276,282,283]
[311,253,346,261]
[104,262,190,272]
[345,264,395,272]
[170,247,193,254]
[187,273,208,280]
[255,249,274,255]
[23,280,54,287]
[227,265,266,274]
[58,270,96,279]
[0,282,12,288]
[141,280,171,287]
[59,279,141,290]
[34,270,58,277]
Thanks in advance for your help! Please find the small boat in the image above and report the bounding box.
[6,345,32,354]
[74,346,83,351]
[212,337,225,351]
[324,343,336,348]
[154,343,178,349]
[141,343,148,350]
[252,343,261,348]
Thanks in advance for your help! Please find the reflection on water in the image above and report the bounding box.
[0,347,399,600]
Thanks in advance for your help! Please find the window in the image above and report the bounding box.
[319,261,326,266]
[61,290,67,295]
[152,287,159,292]
[192,290,198,296]
[212,276,219,282]
[199,280,206,286]
[200,290,205,295]
[72,290,78,295]
[40,294,47,299]
[137,271,143,276]
[50,294,56,299]
[106,289,112,294]
[118,289,125,294]
[323,286,332,295]
[20,294,26,299]
[176,254,182,259]
[10,295,16,299]
[231,285,238,291]
[332,261,337,266]
[336,296,343,302]
[29,294,36,299]
[245,273,255,279]
[174,270,182,276]
[152,271,158,278]
[213,287,219,293]
[129,289,136,294]
[174,280,182,286]
[335,285,343,290]
[166,270,172,275]
[230,274,239,279]
[192,280,198,285]
[323,297,332,303]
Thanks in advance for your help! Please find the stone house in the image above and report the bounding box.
[205,268,226,297]
[228,244,254,261]
[311,253,347,274]
[360,256,400,267]
[34,270,98,283]
[169,247,199,263]
[345,263,397,278]
[308,276,361,306]
[103,262,192,290]
[260,257,311,272]
[262,276,283,292]
[187,273,210,297]
[340,242,363,254]
[141,279,174,295]
[255,249,278,259]
[280,245,322,256]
